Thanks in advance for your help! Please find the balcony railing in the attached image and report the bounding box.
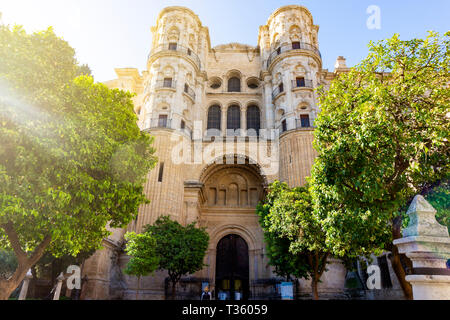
[144,118,192,138]
[278,118,314,135]
[184,84,196,101]
[267,42,322,68]
[154,80,177,90]
[147,118,172,129]
[296,118,313,129]
[291,79,314,89]
[272,85,284,100]
[148,43,202,70]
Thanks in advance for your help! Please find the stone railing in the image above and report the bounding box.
[267,42,322,68]
[272,85,284,100]
[278,119,314,135]
[291,79,314,89]
[148,43,202,70]
[154,80,177,90]
[183,84,196,101]
[144,118,192,138]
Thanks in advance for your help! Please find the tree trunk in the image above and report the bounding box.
[0,279,16,300]
[307,251,330,301]
[390,217,413,300]
[0,223,51,300]
[171,281,176,300]
[390,246,413,299]
[136,276,140,300]
[311,277,319,300]
[0,263,29,300]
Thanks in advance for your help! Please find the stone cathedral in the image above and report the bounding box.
[80,5,403,300]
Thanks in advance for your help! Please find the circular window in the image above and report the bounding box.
[209,77,222,89]
[247,78,260,89]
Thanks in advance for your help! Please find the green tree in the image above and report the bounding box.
[421,178,449,232]
[0,25,157,299]
[145,216,209,300]
[123,232,159,300]
[0,249,17,281]
[312,31,449,299]
[257,183,310,283]
[258,181,330,300]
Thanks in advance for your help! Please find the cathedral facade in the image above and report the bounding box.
[80,5,402,300]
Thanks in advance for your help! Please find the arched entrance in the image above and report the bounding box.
[215,234,249,300]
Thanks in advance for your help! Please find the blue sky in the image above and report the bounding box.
[1,0,448,82]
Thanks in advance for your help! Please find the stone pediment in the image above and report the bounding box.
[212,42,257,52]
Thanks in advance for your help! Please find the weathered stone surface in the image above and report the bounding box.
[403,195,449,238]
[81,5,374,300]
[393,195,450,300]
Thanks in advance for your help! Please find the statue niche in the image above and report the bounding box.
[204,167,262,208]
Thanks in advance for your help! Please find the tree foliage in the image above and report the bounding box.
[144,216,209,299]
[257,181,329,300]
[257,185,310,282]
[311,31,449,299]
[0,25,157,299]
[123,231,159,299]
[422,178,450,231]
[0,249,17,280]
[124,232,159,278]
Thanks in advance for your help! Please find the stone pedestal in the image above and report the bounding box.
[393,195,450,300]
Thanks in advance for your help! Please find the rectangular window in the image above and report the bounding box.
[296,77,306,87]
[187,48,192,56]
[180,120,185,130]
[158,162,164,182]
[279,83,284,93]
[292,41,301,49]
[276,47,281,55]
[158,115,168,128]
[168,43,177,50]
[300,115,310,128]
[163,78,172,88]
[282,120,287,132]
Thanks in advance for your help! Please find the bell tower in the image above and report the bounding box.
[259,5,321,187]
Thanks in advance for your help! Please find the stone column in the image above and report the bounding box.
[18,269,33,300]
[221,106,227,138]
[393,195,450,300]
[240,106,247,137]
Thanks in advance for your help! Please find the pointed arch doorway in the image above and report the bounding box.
[215,234,249,300]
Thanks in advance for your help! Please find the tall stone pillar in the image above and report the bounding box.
[221,106,227,137]
[393,195,450,300]
[240,107,247,137]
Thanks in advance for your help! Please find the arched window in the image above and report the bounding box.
[207,105,221,135]
[227,105,241,135]
[228,77,241,92]
[246,106,261,136]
